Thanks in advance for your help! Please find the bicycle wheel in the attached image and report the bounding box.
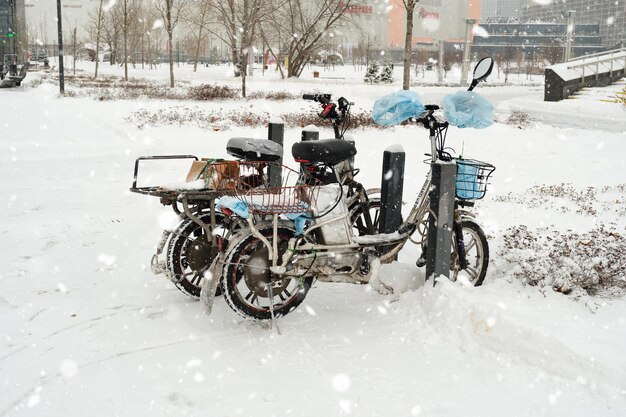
[222,224,313,321]
[350,197,381,236]
[451,219,489,286]
[165,212,228,299]
[349,197,400,256]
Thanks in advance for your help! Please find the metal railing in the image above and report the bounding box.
[566,48,626,82]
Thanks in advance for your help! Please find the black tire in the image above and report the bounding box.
[350,197,381,236]
[451,219,489,286]
[165,213,228,299]
[222,225,312,321]
[349,197,399,256]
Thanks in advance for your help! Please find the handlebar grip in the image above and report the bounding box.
[302,94,316,101]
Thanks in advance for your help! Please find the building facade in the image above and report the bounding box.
[472,21,604,60]
[1,0,27,60]
[521,0,626,48]
[481,0,522,19]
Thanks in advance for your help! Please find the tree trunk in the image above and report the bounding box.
[193,29,203,72]
[403,1,416,90]
[94,0,104,78]
[168,34,174,87]
[123,6,128,81]
[240,51,247,97]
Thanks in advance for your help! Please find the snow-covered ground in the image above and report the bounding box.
[1,62,626,417]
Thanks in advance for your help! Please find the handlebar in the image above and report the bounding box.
[302,93,331,104]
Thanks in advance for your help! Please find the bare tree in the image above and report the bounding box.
[121,0,138,80]
[155,0,187,87]
[401,0,418,90]
[94,0,104,77]
[102,4,122,65]
[268,0,351,78]
[258,21,286,79]
[210,0,273,97]
[182,0,214,72]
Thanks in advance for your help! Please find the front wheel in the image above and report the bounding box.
[222,224,313,321]
[451,219,489,286]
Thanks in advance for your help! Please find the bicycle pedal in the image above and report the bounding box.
[415,256,426,268]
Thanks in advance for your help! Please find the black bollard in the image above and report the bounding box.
[379,146,405,261]
[267,118,284,187]
[301,125,319,142]
[425,161,456,284]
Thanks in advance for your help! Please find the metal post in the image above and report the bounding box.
[56,0,65,94]
[563,10,576,62]
[379,146,405,236]
[267,118,284,188]
[301,124,319,141]
[438,40,444,83]
[460,18,476,87]
[425,161,456,284]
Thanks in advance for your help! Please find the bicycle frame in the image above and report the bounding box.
[250,112,451,280]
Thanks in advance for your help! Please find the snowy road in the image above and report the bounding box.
[1,67,625,417]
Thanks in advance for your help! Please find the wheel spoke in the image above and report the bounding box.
[465,235,477,252]
[189,273,203,286]
[466,265,479,278]
[372,209,380,229]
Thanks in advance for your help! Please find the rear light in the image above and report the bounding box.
[220,207,234,216]
[294,158,310,163]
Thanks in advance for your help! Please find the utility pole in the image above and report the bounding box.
[563,10,576,62]
[460,18,476,87]
[56,0,65,94]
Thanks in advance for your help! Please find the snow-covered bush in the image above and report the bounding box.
[497,183,626,297]
[246,90,299,100]
[188,84,240,100]
[500,224,626,296]
[500,111,533,129]
[126,106,383,130]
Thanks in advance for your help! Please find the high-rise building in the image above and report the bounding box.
[521,0,626,48]
[481,0,522,19]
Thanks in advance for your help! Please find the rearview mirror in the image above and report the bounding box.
[468,57,494,91]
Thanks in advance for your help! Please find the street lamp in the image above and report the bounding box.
[461,18,476,86]
[563,10,576,62]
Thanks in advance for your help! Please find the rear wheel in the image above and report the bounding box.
[165,213,228,299]
[222,225,312,321]
[451,219,489,286]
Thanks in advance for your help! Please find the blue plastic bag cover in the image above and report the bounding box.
[372,91,426,126]
[456,162,481,199]
[441,91,494,129]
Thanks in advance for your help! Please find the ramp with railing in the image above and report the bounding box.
[544,48,626,101]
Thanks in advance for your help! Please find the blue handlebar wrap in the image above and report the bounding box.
[372,91,426,126]
[441,91,494,129]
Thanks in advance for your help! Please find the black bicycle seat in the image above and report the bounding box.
[292,139,357,166]
[226,137,283,161]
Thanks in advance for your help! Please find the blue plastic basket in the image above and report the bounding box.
[455,159,495,200]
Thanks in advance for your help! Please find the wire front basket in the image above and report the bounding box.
[455,158,495,200]
[234,164,324,216]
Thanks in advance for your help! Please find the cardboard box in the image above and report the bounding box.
[185,160,240,190]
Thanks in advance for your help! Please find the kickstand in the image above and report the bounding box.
[266,283,282,335]
[200,252,224,316]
